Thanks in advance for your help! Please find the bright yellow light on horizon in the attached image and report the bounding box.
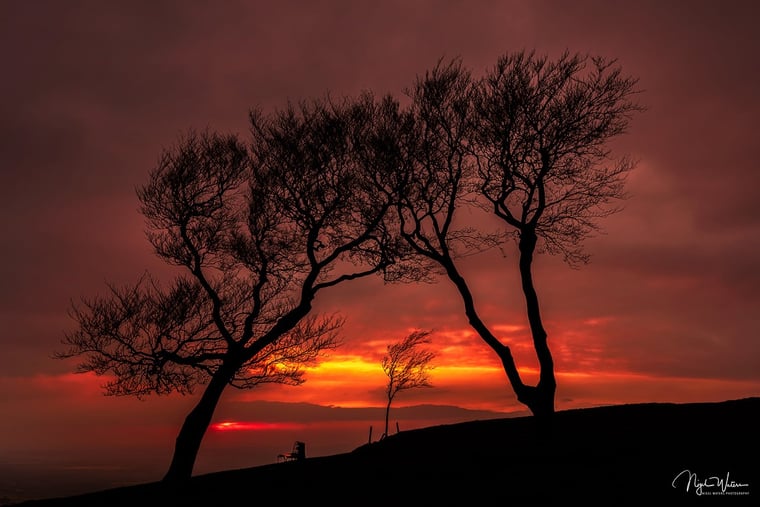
[302,354,691,392]
[306,355,544,383]
[305,355,383,376]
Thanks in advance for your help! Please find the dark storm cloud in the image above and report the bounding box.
[530,0,760,229]
[1,1,759,478]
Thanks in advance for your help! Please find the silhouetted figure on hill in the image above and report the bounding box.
[278,441,306,462]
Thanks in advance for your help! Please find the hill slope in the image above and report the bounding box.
[12,398,759,505]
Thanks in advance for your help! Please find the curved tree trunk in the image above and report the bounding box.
[517,229,556,417]
[440,232,556,418]
[163,363,235,483]
[441,258,532,404]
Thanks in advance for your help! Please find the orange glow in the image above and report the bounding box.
[240,347,760,413]
[210,421,305,432]
[305,354,383,376]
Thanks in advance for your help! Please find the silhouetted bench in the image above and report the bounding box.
[277,441,305,462]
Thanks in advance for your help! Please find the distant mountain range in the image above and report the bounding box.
[213,399,527,423]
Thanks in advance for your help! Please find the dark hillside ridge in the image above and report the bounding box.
[13,397,759,506]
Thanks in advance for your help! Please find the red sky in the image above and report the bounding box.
[2,0,760,500]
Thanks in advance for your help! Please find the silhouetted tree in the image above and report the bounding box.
[378,52,642,418]
[471,51,642,416]
[58,93,411,482]
[381,330,435,438]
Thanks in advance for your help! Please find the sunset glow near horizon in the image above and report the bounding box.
[211,421,305,432]
[2,2,759,501]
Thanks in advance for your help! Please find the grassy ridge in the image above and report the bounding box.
[12,398,759,506]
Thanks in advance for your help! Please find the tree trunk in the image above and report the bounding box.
[163,363,235,483]
[441,258,530,403]
[517,228,556,417]
[383,397,393,438]
[440,232,556,419]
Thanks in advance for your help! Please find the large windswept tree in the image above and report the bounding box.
[59,93,410,482]
[379,52,642,417]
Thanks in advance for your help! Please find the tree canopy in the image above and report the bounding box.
[59,94,419,481]
[58,50,642,481]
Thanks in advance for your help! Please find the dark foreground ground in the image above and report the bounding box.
[11,398,759,506]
